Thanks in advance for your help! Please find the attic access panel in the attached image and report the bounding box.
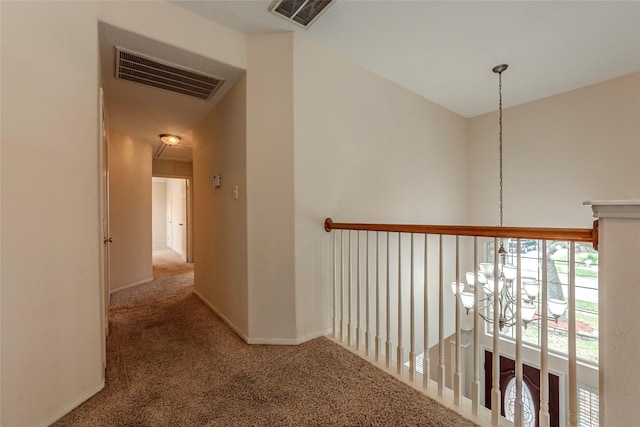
[269,0,334,28]
[115,46,224,101]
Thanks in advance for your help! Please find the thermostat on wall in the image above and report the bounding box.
[213,175,222,188]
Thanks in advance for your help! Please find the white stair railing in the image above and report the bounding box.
[325,218,598,427]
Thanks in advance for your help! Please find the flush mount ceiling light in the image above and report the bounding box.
[159,134,181,146]
[268,0,335,28]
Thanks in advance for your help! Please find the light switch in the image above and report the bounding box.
[213,175,221,187]
[233,185,239,199]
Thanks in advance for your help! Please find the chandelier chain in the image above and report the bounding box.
[499,70,504,229]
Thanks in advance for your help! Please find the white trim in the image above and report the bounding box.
[246,337,300,345]
[245,327,332,345]
[584,199,640,206]
[35,382,105,427]
[193,290,250,342]
[297,327,334,343]
[109,277,153,295]
[193,290,332,345]
[586,200,640,219]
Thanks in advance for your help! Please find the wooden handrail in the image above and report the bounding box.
[324,218,599,248]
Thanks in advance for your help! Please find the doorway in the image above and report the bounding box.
[152,177,192,263]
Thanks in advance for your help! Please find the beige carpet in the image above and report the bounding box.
[55,247,475,426]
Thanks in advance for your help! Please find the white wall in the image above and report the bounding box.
[108,132,153,292]
[152,180,167,247]
[152,159,193,178]
[468,72,640,228]
[1,2,246,424]
[96,2,246,71]
[292,36,470,345]
[193,76,249,337]
[246,35,297,342]
[0,3,103,426]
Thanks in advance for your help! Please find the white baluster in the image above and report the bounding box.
[348,230,352,346]
[454,235,462,405]
[333,231,337,338]
[365,232,371,356]
[540,240,550,427]
[423,234,430,389]
[397,232,404,374]
[472,237,480,415]
[375,232,381,362]
[409,233,416,381]
[492,238,500,426]
[340,231,344,342]
[515,239,523,427]
[569,242,578,427]
[438,235,445,397]
[356,231,361,351]
[386,232,391,368]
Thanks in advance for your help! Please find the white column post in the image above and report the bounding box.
[586,200,640,426]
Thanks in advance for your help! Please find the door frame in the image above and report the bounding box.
[152,174,193,263]
[98,87,110,375]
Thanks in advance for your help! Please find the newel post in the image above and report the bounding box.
[586,200,640,426]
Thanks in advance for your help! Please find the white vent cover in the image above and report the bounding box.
[269,0,334,28]
[115,47,224,101]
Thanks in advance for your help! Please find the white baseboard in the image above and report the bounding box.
[246,327,333,345]
[245,337,300,345]
[193,290,250,342]
[297,327,333,343]
[109,277,153,295]
[36,381,104,427]
[193,291,334,346]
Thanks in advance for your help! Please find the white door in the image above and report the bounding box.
[180,180,187,261]
[166,190,172,247]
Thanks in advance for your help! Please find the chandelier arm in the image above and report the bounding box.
[478,311,492,324]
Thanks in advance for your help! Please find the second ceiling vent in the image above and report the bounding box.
[115,47,224,101]
[269,0,334,28]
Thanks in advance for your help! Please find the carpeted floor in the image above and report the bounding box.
[55,247,476,426]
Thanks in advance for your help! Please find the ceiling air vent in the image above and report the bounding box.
[115,47,224,101]
[269,0,334,28]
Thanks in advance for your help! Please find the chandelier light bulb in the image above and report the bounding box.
[159,134,182,146]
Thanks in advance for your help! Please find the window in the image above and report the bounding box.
[484,240,599,365]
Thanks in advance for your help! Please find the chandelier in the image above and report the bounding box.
[450,64,567,331]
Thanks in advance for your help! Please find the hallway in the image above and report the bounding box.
[54,249,474,426]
